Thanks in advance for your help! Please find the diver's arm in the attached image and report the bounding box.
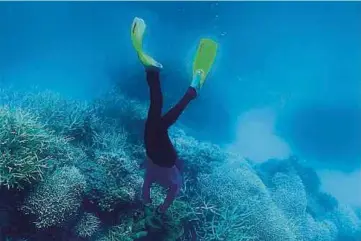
[142,173,152,204]
[158,183,180,213]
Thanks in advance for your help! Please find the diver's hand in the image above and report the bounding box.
[157,203,168,214]
[143,201,153,217]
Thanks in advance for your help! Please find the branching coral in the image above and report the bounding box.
[255,156,321,195]
[195,160,297,241]
[21,166,86,229]
[0,106,73,189]
[270,172,307,219]
[269,172,309,240]
[94,224,133,241]
[300,214,338,241]
[74,212,101,238]
[122,185,192,241]
[197,200,259,241]
[0,87,97,145]
[89,123,143,210]
[93,124,139,177]
[74,158,122,212]
[327,204,361,239]
[91,87,148,143]
[94,215,147,241]
[92,87,148,122]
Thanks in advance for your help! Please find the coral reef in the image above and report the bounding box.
[0,86,360,241]
[0,106,72,189]
[20,166,86,229]
[74,212,101,238]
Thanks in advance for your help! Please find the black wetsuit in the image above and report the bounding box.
[144,69,197,168]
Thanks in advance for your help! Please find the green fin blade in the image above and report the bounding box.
[130,17,163,69]
[131,17,146,52]
[192,38,218,87]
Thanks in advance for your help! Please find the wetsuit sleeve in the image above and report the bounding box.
[161,183,181,211]
[142,172,153,204]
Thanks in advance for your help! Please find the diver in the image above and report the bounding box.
[131,17,217,213]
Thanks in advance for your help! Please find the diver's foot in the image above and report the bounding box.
[190,69,204,92]
[157,204,168,214]
[190,69,204,96]
[138,52,163,71]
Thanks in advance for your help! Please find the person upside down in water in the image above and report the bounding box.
[131,17,217,213]
[141,67,198,213]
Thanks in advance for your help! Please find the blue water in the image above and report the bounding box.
[0,2,360,241]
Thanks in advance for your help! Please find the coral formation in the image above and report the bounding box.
[74,212,101,238]
[20,166,86,229]
[0,106,71,189]
[0,86,360,241]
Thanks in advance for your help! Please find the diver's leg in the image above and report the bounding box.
[146,68,163,124]
[161,87,197,129]
[144,68,163,155]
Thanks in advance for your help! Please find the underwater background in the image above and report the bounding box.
[0,1,360,241]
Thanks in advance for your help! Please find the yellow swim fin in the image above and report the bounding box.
[130,17,162,69]
[191,38,218,90]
